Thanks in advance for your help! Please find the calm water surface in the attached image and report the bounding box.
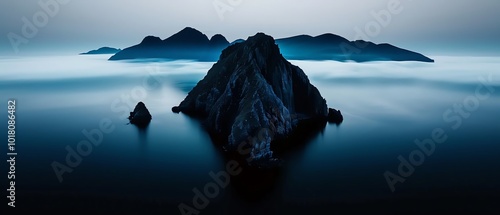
[1,55,499,213]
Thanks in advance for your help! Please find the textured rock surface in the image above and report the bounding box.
[129,102,152,126]
[173,33,342,166]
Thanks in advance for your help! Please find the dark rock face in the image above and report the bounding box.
[327,108,343,124]
[80,47,121,55]
[173,33,342,166]
[129,102,152,126]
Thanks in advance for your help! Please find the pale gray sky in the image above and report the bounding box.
[1,0,499,55]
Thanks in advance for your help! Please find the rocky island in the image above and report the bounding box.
[172,33,343,167]
[129,102,152,126]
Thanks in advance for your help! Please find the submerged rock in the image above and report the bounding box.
[173,33,343,167]
[129,102,152,126]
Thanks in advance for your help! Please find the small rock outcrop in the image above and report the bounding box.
[327,108,343,124]
[129,102,152,126]
[173,33,343,167]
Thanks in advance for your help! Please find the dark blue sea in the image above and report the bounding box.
[1,55,499,214]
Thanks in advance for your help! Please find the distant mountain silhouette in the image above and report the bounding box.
[275,34,434,62]
[80,47,121,55]
[109,27,229,61]
[210,34,230,48]
[109,27,433,62]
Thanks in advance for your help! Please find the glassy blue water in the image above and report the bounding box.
[1,55,499,213]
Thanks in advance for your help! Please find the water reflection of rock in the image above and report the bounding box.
[214,118,329,200]
[136,124,149,144]
[129,102,151,145]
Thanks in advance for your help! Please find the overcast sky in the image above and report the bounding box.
[1,0,499,55]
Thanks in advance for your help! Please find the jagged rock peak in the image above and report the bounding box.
[173,33,342,167]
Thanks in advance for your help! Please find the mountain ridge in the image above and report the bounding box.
[109,27,434,62]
